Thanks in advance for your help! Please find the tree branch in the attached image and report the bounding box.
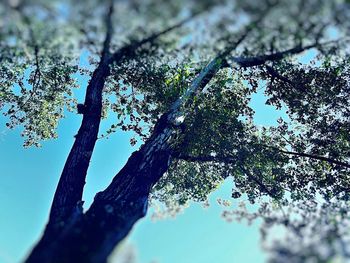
[178,146,350,170]
[238,164,280,199]
[101,0,114,62]
[227,39,343,68]
[278,148,350,169]
[265,65,296,86]
[107,10,206,65]
[178,154,280,198]
[10,4,43,112]
[48,1,116,227]
[168,5,274,120]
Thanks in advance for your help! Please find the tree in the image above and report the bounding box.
[1,0,349,262]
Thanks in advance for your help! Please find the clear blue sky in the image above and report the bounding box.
[0,49,317,263]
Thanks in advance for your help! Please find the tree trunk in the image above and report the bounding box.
[50,62,109,225]
[25,115,175,263]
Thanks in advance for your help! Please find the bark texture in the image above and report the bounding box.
[26,114,175,263]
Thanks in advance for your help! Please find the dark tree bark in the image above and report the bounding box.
[48,1,115,228]
[25,113,175,263]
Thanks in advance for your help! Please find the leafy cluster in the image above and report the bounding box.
[0,2,79,146]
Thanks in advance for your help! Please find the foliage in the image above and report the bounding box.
[0,1,79,146]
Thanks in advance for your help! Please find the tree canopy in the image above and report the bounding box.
[1,0,350,262]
